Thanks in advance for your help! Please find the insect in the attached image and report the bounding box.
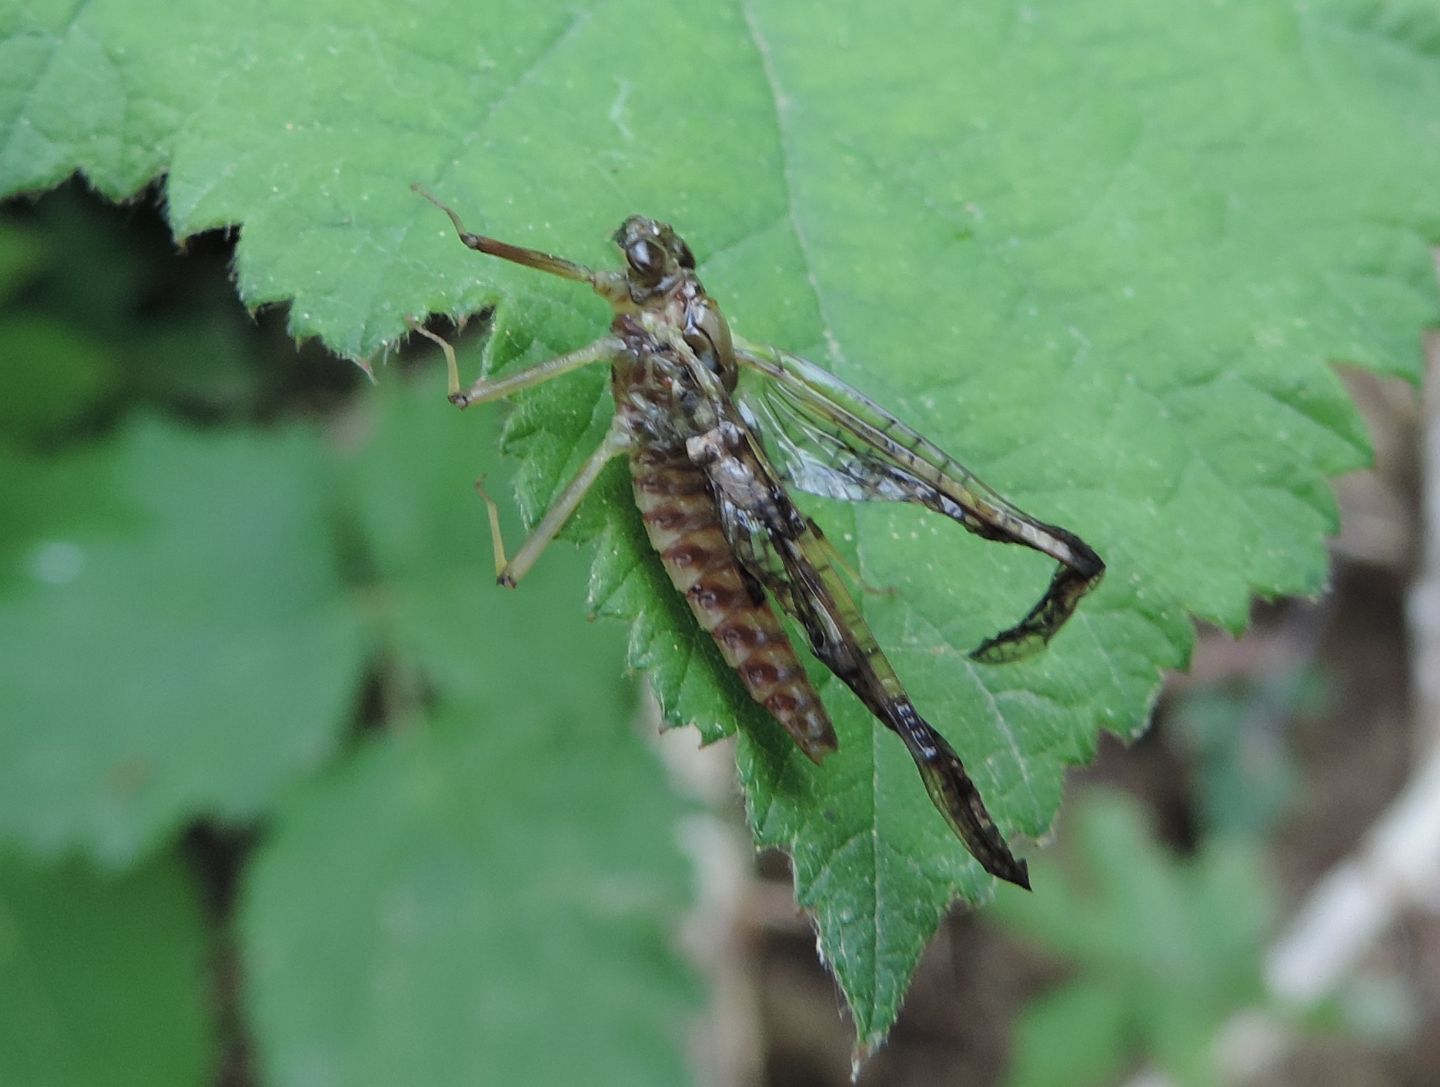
[410,185,1104,888]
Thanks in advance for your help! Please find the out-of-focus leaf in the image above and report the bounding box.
[0,315,118,442]
[0,418,368,865]
[1005,979,1131,1087]
[239,531,698,1086]
[993,791,1275,1087]
[0,848,213,1087]
[0,222,42,300]
[1172,668,1328,837]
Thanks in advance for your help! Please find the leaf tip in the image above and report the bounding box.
[850,1035,884,1082]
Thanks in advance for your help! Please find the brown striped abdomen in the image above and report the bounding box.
[629,446,838,762]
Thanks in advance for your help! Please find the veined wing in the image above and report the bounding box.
[688,413,1030,889]
[733,339,1104,663]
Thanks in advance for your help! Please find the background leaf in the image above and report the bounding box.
[324,367,700,1082]
[0,304,702,1081]
[239,499,699,1087]
[1004,979,1131,1087]
[0,848,214,1087]
[3,0,1437,1048]
[0,419,368,865]
[992,791,1276,1087]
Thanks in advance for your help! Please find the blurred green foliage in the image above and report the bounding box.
[1171,666,1332,839]
[0,848,212,1087]
[0,192,698,1085]
[991,791,1276,1087]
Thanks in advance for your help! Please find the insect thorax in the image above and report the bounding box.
[609,314,721,451]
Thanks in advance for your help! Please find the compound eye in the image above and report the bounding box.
[625,239,664,279]
[673,239,696,270]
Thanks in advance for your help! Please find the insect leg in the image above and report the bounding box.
[489,419,632,588]
[407,321,620,407]
[412,184,596,283]
[471,478,511,584]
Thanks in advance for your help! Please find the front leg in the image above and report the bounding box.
[412,184,596,283]
[411,184,630,307]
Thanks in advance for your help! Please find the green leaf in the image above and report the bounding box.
[992,791,1275,1087]
[0,219,42,299]
[0,419,368,865]
[4,0,1437,1048]
[0,848,214,1087]
[239,547,697,1087]
[1171,667,1327,837]
[1005,979,1132,1087]
[0,216,122,442]
[0,314,118,442]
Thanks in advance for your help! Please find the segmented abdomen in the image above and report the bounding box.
[629,445,838,762]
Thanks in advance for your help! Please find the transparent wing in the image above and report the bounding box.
[734,339,1104,663]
